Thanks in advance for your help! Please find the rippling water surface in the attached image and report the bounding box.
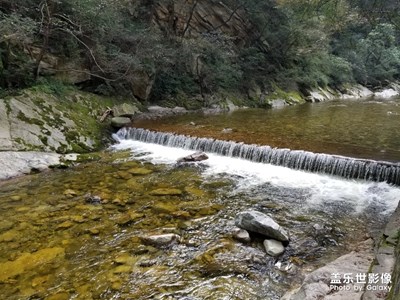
[134,98,400,162]
[1,97,400,299]
[1,141,399,299]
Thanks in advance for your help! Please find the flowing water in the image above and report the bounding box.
[1,98,400,299]
[133,98,400,162]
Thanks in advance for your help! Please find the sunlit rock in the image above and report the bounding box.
[0,247,65,282]
[263,239,285,256]
[235,210,289,242]
[63,189,77,198]
[141,234,181,247]
[10,195,22,201]
[57,221,74,229]
[113,253,138,265]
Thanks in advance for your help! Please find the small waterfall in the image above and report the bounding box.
[115,127,400,185]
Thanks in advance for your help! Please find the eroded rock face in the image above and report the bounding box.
[235,210,289,242]
[153,0,250,41]
[0,89,137,154]
[1,92,96,153]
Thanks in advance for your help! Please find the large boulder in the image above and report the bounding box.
[235,210,289,242]
[130,70,154,101]
[112,103,139,118]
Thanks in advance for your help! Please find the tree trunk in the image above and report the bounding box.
[34,0,52,80]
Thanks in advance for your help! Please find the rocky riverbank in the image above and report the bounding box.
[281,202,400,300]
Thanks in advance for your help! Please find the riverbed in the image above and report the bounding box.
[1,98,400,299]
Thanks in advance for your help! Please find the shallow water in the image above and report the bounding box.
[134,98,400,162]
[1,143,399,299]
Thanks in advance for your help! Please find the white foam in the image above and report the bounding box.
[112,139,400,214]
[375,88,399,98]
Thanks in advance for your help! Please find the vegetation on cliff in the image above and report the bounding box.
[1,0,400,104]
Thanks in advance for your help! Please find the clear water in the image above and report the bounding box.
[1,98,400,299]
[134,98,400,162]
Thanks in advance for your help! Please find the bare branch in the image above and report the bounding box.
[55,27,105,74]
[182,0,198,37]
[54,66,132,82]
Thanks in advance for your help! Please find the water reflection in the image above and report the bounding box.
[133,98,400,162]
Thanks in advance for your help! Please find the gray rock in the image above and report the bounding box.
[282,239,374,300]
[0,92,108,153]
[232,228,251,243]
[63,153,78,161]
[147,106,171,114]
[172,106,187,114]
[268,99,286,108]
[111,117,131,128]
[141,234,180,247]
[0,151,61,180]
[112,103,138,117]
[130,70,154,100]
[235,210,289,242]
[263,239,285,256]
[177,151,209,163]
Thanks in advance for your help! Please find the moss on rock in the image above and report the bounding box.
[4,85,138,154]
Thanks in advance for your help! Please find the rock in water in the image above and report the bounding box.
[177,151,209,163]
[232,228,251,243]
[140,234,180,247]
[263,239,285,256]
[235,210,289,242]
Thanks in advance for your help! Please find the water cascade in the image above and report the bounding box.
[115,127,400,185]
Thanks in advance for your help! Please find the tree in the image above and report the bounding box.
[0,12,37,88]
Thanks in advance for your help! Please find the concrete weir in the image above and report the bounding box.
[115,127,400,186]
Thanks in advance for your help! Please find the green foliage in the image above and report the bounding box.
[1,0,400,103]
[0,12,37,89]
[32,78,73,97]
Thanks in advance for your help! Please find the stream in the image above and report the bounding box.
[1,98,400,299]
